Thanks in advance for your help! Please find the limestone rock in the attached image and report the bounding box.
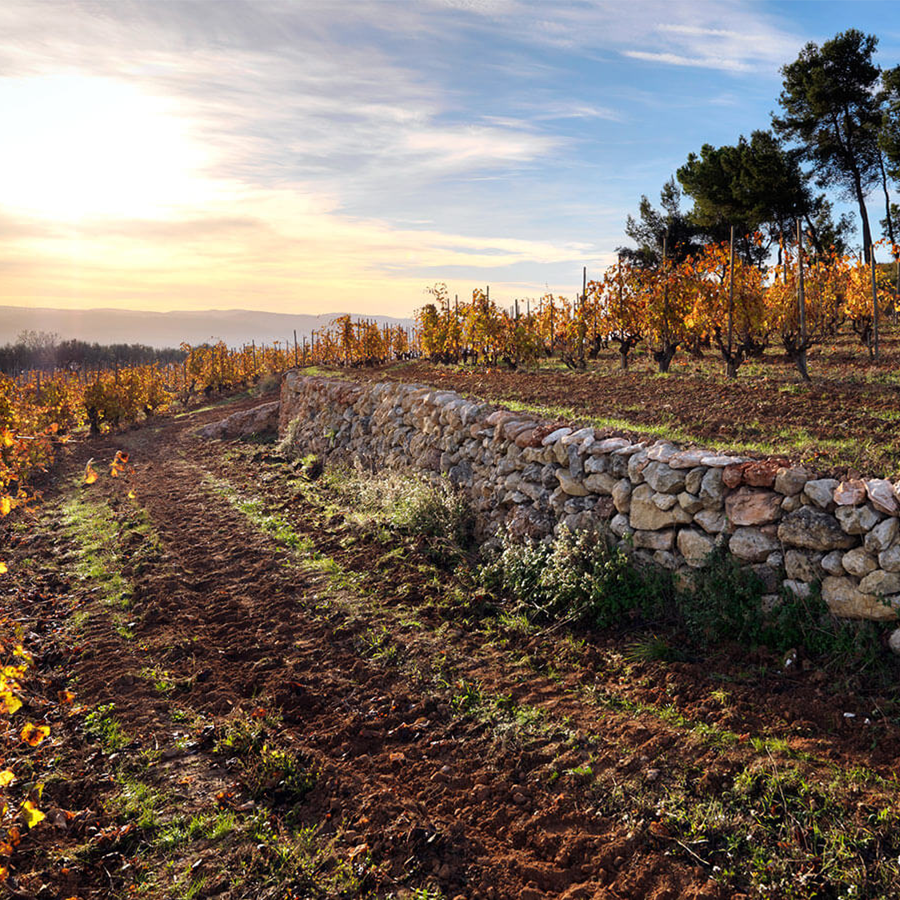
[821,550,845,576]
[784,549,824,582]
[729,527,780,563]
[646,442,678,463]
[199,400,280,440]
[835,504,881,535]
[889,627,900,656]
[783,579,813,599]
[694,508,727,534]
[841,547,877,578]
[677,491,704,515]
[803,478,839,510]
[699,468,725,509]
[858,570,900,597]
[627,449,650,484]
[633,529,675,551]
[612,479,632,513]
[722,464,744,489]
[667,449,708,469]
[610,513,633,538]
[834,479,866,506]
[774,466,809,496]
[643,461,686,494]
[652,492,678,511]
[583,471,617,495]
[880,545,900,573]
[866,479,899,515]
[685,466,706,495]
[821,576,897,621]
[725,487,781,526]
[778,507,856,551]
[557,470,589,496]
[677,529,715,567]
[865,517,898,554]
[629,484,689,530]
[781,495,802,513]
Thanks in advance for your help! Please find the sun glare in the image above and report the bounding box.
[0,73,215,221]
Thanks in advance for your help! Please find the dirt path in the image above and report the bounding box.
[3,393,900,899]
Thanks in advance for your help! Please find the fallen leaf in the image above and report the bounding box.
[21,723,50,747]
[21,799,45,828]
[0,771,14,788]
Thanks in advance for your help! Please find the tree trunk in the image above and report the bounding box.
[852,166,873,259]
[653,344,677,373]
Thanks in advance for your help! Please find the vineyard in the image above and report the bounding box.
[416,240,900,379]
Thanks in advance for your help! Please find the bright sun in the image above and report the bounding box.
[0,72,215,221]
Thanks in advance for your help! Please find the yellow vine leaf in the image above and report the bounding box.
[127,490,136,500]
[0,430,14,448]
[0,562,7,575]
[20,723,50,747]
[21,799,45,829]
[0,771,14,788]
[0,497,11,517]
[0,693,22,715]
[13,645,32,664]
[0,864,7,881]
[83,461,98,485]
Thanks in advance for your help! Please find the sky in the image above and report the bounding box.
[1,0,900,319]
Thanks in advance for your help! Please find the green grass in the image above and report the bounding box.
[84,702,128,750]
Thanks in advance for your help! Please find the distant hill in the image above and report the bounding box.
[0,306,415,349]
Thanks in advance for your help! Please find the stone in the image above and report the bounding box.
[540,426,571,446]
[583,471,617,495]
[584,455,608,475]
[629,484,689,530]
[652,492,678,511]
[729,527,780,563]
[646,442,678,463]
[633,529,675,551]
[685,466,706,495]
[834,479,866,506]
[643,461,686,494]
[610,513,632,538]
[784,549,824,582]
[694,509,727,534]
[781,495,802,512]
[859,570,900,596]
[699,468,725,509]
[783,579,813,599]
[803,478,839,509]
[744,460,780,488]
[199,400,280,440]
[722,464,744,489]
[700,455,744,467]
[667,449,708,469]
[766,551,784,568]
[677,529,715,567]
[889,628,900,656]
[725,488,781,527]
[835,504,881,535]
[593,437,630,454]
[774,466,810,496]
[677,491,704,514]
[627,449,650,484]
[612,479,632,513]
[560,426,594,447]
[822,550,845,576]
[841,547,878,578]
[821,576,897,621]
[880,545,900,573]
[778,507,856,551]
[557,470,589,496]
[865,517,898,554]
[866,479,899,515]
[567,444,585,478]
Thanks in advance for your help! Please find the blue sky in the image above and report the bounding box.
[1,0,899,317]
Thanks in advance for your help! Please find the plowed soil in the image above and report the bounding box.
[349,344,900,477]
[3,390,900,899]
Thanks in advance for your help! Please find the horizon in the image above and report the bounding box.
[3,1,899,319]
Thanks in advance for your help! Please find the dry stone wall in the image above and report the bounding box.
[279,372,900,623]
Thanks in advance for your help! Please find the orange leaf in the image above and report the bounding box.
[83,461,98,485]
[0,430,14,448]
[57,690,75,705]
[20,723,50,747]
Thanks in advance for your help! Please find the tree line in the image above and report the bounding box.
[622,29,900,268]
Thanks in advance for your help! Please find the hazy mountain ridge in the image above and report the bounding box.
[0,307,415,349]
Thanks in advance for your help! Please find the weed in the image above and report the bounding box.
[84,703,127,750]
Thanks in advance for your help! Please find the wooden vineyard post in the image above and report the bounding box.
[727,225,735,379]
[796,220,809,381]
[871,246,880,362]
